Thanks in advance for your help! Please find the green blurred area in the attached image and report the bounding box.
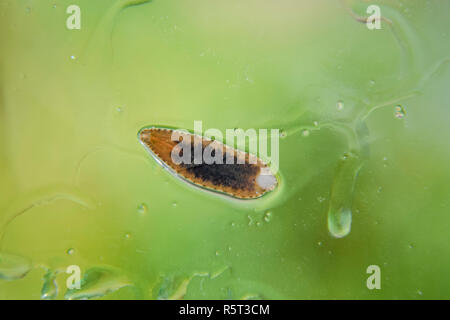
[0,0,449,299]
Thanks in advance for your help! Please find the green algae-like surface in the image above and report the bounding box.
[1,0,450,299]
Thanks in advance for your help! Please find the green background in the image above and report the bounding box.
[1,0,449,299]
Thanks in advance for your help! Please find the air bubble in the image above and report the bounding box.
[67,248,75,255]
[264,211,272,222]
[336,101,344,111]
[302,129,310,137]
[394,105,406,119]
[137,203,147,215]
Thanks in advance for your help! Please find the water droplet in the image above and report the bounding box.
[64,266,131,300]
[67,248,75,255]
[256,222,261,227]
[417,289,423,296]
[317,241,323,246]
[70,55,76,60]
[317,196,326,203]
[41,270,58,300]
[230,222,236,227]
[327,152,361,238]
[172,202,177,207]
[336,100,344,111]
[124,233,131,239]
[116,106,123,113]
[137,203,147,215]
[369,80,375,86]
[328,208,352,238]
[264,211,272,222]
[313,121,319,127]
[0,252,32,280]
[279,130,287,138]
[394,105,406,119]
[302,129,310,137]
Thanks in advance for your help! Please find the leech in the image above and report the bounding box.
[139,127,278,199]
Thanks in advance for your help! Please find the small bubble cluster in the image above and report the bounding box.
[264,211,272,222]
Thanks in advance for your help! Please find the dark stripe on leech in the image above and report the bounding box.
[179,141,259,191]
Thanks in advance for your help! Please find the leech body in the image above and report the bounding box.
[139,127,278,199]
